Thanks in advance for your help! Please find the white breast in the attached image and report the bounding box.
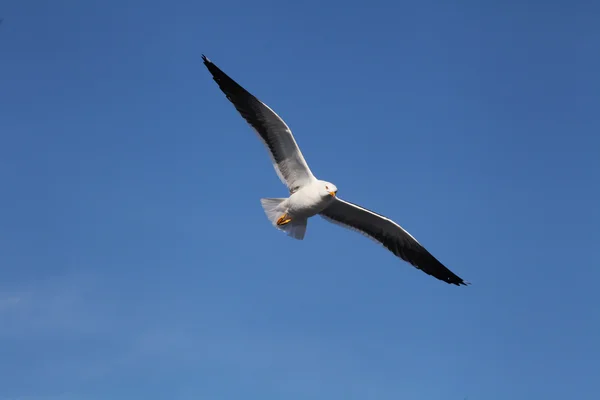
[287,182,333,218]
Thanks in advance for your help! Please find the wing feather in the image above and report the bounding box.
[202,55,315,192]
[320,197,468,286]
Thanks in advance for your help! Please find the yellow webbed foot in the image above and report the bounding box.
[276,214,292,226]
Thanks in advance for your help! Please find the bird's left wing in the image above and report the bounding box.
[202,55,316,193]
[320,197,468,286]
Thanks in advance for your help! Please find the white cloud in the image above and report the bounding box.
[0,271,110,338]
[0,295,22,311]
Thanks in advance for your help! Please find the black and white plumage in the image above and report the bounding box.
[202,54,469,286]
[319,199,467,285]
[202,55,314,194]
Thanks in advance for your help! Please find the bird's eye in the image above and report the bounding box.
[325,186,329,190]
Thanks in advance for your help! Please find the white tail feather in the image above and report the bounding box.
[286,219,307,240]
[260,198,286,226]
[260,198,308,240]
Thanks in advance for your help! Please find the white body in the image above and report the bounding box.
[285,181,336,219]
[260,179,338,240]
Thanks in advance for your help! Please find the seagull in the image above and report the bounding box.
[202,55,468,286]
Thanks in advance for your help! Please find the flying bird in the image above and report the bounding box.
[202,55,468,286]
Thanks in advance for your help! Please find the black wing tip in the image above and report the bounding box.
[448,277,470,286]
[201,54,228,81]
[201,54,226,83]
[202,54,217,70]
[202,54,214,69]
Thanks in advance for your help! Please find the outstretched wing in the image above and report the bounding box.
[202,55,316,193]
[320,197,468,286]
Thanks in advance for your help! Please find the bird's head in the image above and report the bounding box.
[319,180,338,198]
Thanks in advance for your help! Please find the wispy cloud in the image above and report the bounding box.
[0,272,404,400]
[110,321,403,399]
[0,271,124,399]
[0,295,22,311]
[0,272,106,338]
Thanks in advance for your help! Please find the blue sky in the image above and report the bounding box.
[1,0,599,399]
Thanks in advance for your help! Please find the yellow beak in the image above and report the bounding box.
[329,191,337,197]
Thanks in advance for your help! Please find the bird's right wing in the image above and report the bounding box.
[202,55,316,193]
[320,197,468,286]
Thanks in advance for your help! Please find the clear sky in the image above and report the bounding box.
[1,0,599,399]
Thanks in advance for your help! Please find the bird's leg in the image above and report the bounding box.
[276,213,292,226]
